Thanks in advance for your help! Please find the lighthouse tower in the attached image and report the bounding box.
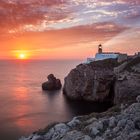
[86,43,123,64]
[98,44,102,54]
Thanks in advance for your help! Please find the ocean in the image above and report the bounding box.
[0,60,110,140]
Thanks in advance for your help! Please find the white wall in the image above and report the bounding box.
[95,53,119,61]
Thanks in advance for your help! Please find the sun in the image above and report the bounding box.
[12,50,31,60]
[19,53,26,59]
[18,52,29,60]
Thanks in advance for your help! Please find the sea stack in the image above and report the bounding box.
[42,74,62,91]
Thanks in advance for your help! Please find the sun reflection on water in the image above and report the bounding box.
[11,84,35,132]
[14,87,28,100]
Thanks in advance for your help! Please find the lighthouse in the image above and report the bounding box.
[95,44,120,61]
[86,44,128,64]
[98,44,103,54]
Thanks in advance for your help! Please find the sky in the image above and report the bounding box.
[0,0,140,59]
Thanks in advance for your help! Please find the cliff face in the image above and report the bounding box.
[63,59,118,102]
[63,56,140,104]
[114,57,140,104]
[114,73,140,104]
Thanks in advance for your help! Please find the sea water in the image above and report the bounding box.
[0,60,110,140]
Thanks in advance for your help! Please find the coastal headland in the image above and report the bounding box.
[20,53,140,140]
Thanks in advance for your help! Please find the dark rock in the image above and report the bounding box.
[134,118,140,130]
[48,74,56,82]
[36,138,44,140]
[63,59,118,102]
[55,79,62,89]
[63,56,140,104]
[136,95,140,103]
[42,74,62,91]
[114,57,140,104]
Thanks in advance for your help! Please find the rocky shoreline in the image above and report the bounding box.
[20,95,140,140]
[20,55,140,140]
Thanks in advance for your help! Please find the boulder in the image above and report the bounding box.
[42,74,62,91]
[67,117,81,128]
[136,95,140,103]
[61,130,92,140]
[109,117,116,128]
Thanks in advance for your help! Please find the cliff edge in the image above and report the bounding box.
[63,56,140,104]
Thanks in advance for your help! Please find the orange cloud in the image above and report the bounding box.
[0,0,139,59]
[0,0,68,34]
[0,22,128,59]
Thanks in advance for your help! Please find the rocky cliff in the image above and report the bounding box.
[63,56,140,104]
[20,95,140,140]
[114,56,140,104]
[63,59,118,102]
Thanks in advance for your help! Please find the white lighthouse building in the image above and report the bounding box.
[86,44,127,63]
[95,44,119,61]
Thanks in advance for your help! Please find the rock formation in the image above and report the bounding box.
[63,59,118,102]
[63,56,140,104]
[114,56,140,104]
[19,95,140,140]
[42,74,62,91]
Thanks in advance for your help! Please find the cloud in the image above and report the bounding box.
[0,0,139,37]
[104,27,140,54]
[1,21,128,51]
[119,0,140,5]
[27,22,129,44]
[0,0,68,34]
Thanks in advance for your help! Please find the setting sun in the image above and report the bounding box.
[19,53,26,59]
[12,50,30,60]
